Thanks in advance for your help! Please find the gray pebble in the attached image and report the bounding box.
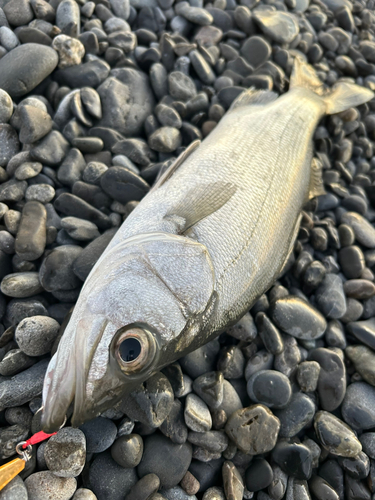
[149,127,181,153]
[193,371,223,409]
[168,71,197,101]
[245,350,273,380]
[80,417,117,453]
[297,361,320,392]
[274,392,315,439]
[0,44,58,97]
[15,316,60,356]
[138,433,192,489]
[0,359,48,410]
[222,461,244,500]
[44,428,86,477]
[226,313,257,342]
[61,217,99,241]
[25,184,55,204]
[346,345,375,387]
[347,318,375,349]
[15,201,46,262]
[72,489,98,500]
[39,245,82,292]
[0,475,27,500]
[253,10,299,44]
[341,212,375,248]
[247,370,291,409]
[188,430,228,453]
[0,424,28,459]
[25,472,77,500]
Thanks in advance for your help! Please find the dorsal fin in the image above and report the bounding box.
[151,140,201,192]
[229,88,278,112]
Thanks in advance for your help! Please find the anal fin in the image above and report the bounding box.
[308,157,326,200]
[165,182,237,234]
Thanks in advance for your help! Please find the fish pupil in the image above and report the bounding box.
[119,337,142,363]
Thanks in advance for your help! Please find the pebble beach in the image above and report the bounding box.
[0,0,373,498]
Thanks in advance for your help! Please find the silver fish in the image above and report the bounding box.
[41,59,374,432]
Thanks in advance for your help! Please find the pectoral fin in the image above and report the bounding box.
[308,157,326,200]
[164,182,237,233]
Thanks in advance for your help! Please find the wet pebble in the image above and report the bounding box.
[80,417,117,454]
[272,441,312,480]
[314,411,362,457]
[245,458,273,492]
[315,274,347,319]
[185,393,212,432]
[341,212,375,248]
[269,296,326,340]
[225,405,280,455]
[297,361,320,392]
[246,370,291,409]
[1,272,43,298]
[274,392,315,439]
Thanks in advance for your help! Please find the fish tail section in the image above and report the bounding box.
[290,57,374,114]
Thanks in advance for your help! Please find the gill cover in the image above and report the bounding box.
[42,232,215,431]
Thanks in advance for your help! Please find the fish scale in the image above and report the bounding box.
[41,59,374,432]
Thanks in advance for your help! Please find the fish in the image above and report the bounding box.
[41,59,374,432]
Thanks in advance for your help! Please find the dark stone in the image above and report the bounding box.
[247,370,291,409]
[274,392,316,438]
[314,411,362,457]
[15,202,46,262]
[111,434,143,468]
[54,193,111,229]
[80,417,117,453]
[54,60,110,88]
[39,245,82,292]
[245,458,273,492]
[272,441,312,480]
[101,166,149,203]
[73,228,116,281]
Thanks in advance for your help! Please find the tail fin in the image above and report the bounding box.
[290,57,374,115]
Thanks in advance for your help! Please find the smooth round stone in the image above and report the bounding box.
[318,460,344,500]
[0,44,58,97]
[15,315,60,356]
[39,245,82,292]
[15,201,46,262]
[0,475,28,499]
[222,461,244,500]
[138,433,192,489]
[56,0,80,36]
[120,372,174,428]
[61,217,99,242]
[155,104,181,129]
[359,433,375,459]
[181,6,213,25]
[253,10,299,43]
[245,459,273,492]
[54,193,111,230]
[0,126,20,167]
[247,370,291,409]
[217,346,245,380]
[149,127,181,153]
[308,475,339,500]
[188,430,228,454]
[189,50,215,85]
[341,212,375,248]
[1,272,43,298]
[338,245,365,279]
[82,162,108,185]
[245,350,274,381]
[15,162,43,181]
[25,184,55,204]
[168,72,197,101]
[80,417,117,454]
[25,472,77,500]
[30,131,70,167]
[343,382,375,431]
[111,434,143,468]
[272,441,312,480]
[315,274,347,319]
[344,279,375,299]
[44,428,86,477]
[73,489,98,500]
[193,371,224,410]
[297,361,320,392]
[226,313,257,342]
[225,405,280,454]
[101,166,149,204]
[269,296,326,340]
[274,393,316,438]
[308,348,346,412]
[314,411,362,457]
[89,451,138,500]
[0,90,13,124]
[19,105,52,145]
[127,474,160,500]
[338,451,370,480]
[346,345,375,387]
[347,318,375,349]
[161,487,198,500]
[185,393,212,432]
[240,36,271,69]
[3,0,33,27]
[180,340,220,379]
[267,464,287,500]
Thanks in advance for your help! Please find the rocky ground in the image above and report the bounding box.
[0,0,373,498]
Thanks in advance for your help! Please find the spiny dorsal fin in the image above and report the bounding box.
[151,140,201,192]
[308,157,326,200]
[229,88,278,112]
[165,182,237,233]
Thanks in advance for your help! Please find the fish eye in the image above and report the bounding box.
[119,337,142,362]
[114,326,156,375]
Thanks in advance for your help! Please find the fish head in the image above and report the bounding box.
[41,232,215,432]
